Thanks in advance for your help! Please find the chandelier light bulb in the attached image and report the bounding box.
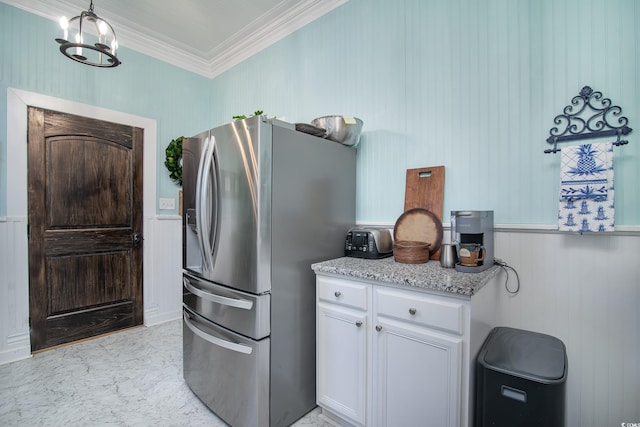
[59,16,69,40]
[75,33,83,57]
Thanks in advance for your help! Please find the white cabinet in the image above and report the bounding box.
[316,273,496,427]
[373,287,463,427]
[316,276,370,425]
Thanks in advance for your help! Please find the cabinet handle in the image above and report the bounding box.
[355,321,363,327]
[334,291,342,297]
[409,308,417,315]
[375,325,382,332]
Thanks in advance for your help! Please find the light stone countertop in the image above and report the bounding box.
[311,256,501,297]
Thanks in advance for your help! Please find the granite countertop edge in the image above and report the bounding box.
[311,257,501,297]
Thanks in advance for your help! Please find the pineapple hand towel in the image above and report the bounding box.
[558,143,614,233]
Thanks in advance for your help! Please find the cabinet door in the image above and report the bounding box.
[317,301,368,426]
[373,317,462,427]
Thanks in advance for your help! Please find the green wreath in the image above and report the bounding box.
[164,136,184,186]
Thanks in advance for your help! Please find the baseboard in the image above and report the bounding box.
[0,332,31,365]
[318,408,357,427]
[144,308,181,327]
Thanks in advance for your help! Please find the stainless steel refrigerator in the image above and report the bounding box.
[182,116,356,426]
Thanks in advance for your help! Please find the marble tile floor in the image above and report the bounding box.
[0,320,334,427]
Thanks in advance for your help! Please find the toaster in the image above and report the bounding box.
[345,227,393,259]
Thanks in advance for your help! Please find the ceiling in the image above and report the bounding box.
[2,0,347,78]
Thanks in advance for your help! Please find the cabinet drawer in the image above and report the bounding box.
[317,276,369,311]
[375,287,464,335]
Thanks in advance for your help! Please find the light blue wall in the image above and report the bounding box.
[209,0,640,225]
[2,0,638,225]
[0,2,212,215]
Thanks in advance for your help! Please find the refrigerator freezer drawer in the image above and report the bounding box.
[183,307,270,427]
[183,273,270,340]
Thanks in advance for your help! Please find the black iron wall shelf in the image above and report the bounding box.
[545,85,632,153]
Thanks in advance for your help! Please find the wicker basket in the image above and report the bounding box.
[393,240,431,264]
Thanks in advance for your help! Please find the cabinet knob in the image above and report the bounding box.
[334,291,341,298]
[375,325,383,332]
[355,321,363,327]
[409,308,417,315]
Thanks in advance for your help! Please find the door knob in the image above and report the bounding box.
[355,321,363,327]
[375,325,382,332]
[132,233,142,248]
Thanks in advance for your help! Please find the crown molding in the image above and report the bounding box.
[2,0,348,78]
[115,24,214,77]
[205,0,348,78]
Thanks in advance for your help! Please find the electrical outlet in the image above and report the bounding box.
[159,198,175,210]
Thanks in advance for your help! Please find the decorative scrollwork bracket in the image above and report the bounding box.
[545,86,632,153]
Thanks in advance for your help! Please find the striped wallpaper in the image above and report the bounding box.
[209,0,640,226]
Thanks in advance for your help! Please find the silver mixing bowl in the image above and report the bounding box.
[311,116,363,147]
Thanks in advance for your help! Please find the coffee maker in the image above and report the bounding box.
[451,210,494,273]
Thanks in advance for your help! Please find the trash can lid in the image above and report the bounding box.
[480,327,567,382]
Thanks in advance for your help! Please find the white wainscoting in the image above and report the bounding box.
[0,215,183,365]
[143,215,183,326]
[0,216,29,365]
[2,219,638,425]
[492,229,640,427]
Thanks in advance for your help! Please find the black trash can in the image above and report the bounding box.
[475,327,568,427]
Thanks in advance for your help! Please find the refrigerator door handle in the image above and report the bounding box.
[183,311,253,355]
[195,136,216,273]
[183,277,253,310]
[207,136,220,264]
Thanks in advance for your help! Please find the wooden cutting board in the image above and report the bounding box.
[404,166,445,259]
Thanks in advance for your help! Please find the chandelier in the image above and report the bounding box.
[55,0,121,68]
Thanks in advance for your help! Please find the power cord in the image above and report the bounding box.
[494,259,520,294]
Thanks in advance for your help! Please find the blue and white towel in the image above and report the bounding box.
[558,143,614,233]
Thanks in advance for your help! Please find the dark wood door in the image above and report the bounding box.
[27,107,144,352]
